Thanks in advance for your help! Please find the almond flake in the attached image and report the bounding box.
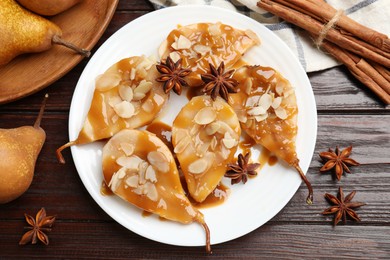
[254,113,268,122]
[108,96,122,108]
[130,68,136,80]
[147,151,169,173]
[118,84,133,102]
[174,136,191,154]
[158,40,168,57]
[145,165,157,183]
[194,107,217,125]
[208,23,221,36]
[96,72,121,91]
[109,167,127,192]
[222,138,236,149]
[120,143,135,156]
[244,78,253,95]
[169,52,181,63]
[210,136,218,151]
[205,121,221,135]
[271,96,282,109]
[193,44,211,55]
[245,95,261,107]
[145,183,158,201]
[176,35,192,50]
[259,93,272,110]
[275,107,288,119]
[188,158,208,174]
[275,81,285,96]
[247,106,266,116]
[116,155,143,169]
[133,92,146,101]
[142,99,154,113]
[125,175,139,188]
[113,101,135,119]
[245,29,261,44]
[135,80,153,94]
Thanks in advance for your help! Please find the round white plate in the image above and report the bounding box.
[69,5,317,248]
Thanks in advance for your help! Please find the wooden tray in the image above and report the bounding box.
[0,0,119,104]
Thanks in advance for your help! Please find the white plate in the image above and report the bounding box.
[69,5,317,247]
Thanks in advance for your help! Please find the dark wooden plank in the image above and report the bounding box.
[0,221,388,259]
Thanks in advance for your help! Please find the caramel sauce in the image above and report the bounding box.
[146,121,173,152]
[239,132,256,156]
[258,148,271,170]
[100,180,114,196]
[142,210,153,217]
[268,155,278,166]
[186,86,203,100]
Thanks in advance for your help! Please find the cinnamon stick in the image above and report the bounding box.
[321,41,390,105]
[257,0,390,67]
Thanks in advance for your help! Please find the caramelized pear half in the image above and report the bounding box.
[172,96,241,203]
[159,22,260,86]
[228,65,313,204]
[57,55,168,163]
[102,129,211,253]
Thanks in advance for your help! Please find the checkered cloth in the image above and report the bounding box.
[148,0,390,72]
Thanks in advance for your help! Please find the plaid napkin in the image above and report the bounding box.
[148,0,390,72]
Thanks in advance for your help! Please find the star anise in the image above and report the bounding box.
[201,62,239,102]
[156,56,191,95]
[322,187,366,226]
[225,152,260,185]
[19,208,56,245]
[319,145,360,180]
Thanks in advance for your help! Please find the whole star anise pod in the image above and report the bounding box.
[201,62,239,102]
[225,152,260,185]
[319,145,360,180]
[156,56,191,95]
[19,208,56,245]
[322,187,366,226]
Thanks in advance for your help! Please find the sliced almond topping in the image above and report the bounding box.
[254,113,268,122]
[96,72,121,91]
[222,138,236,149]
[158,39,168,58]
[275,107,288,119]
[244,78,253,95]
[111,114,119,124]
[220,145,230,160]
[135,80,153,94]
[205,121,221,135]
[193,44,211,55]
[259,93,272,110]
[138,161,149,185]
[272,96,282,109]
[245,29,261,44]
[194,107,217,125]
[147,151,169,173]
[145,182,158,201]
[133,92,146,101]
[125,175,139,188]
[120,143,135,156]
[145,165,157,183]
[108,167,127,192]
[153,94,165,106]
[116,155,143,170]
[169,51,181,63]
[174,135,191,154]
[113,101,135,119]
[189,124,200,136]
[118,84,133,102]
[188,157,208,174]
[210,136,218,151]
[275,81,285,96]
[176,35,192,50]
[247,106,266,116]
[208,23,221,36]
[196,142,210,157]
[108,96,122,108]
[245,95,261,107]
[130,68,136,81]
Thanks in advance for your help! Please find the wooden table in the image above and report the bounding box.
[1,1,389,258]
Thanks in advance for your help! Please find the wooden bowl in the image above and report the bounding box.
[0,0,119,104]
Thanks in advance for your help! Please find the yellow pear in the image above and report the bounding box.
[16,0,82,16]
[0,94,48,204]
[0,0,89,66]
[102,129,211,253]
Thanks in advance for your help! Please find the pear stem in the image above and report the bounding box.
[200,222,212,254]
[56,141,77,164]
[293,162,314,205]
[34,94,49,129]
[52,35,91,57]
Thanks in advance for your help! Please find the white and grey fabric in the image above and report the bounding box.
[148,0,390,72]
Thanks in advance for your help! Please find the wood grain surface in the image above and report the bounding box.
[0,1,389,259]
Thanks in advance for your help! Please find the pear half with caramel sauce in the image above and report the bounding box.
[159,22,260,87]
[172,96,241,203]
[102,129,211,253]
[228,65,313,204]
[56,55,168,163]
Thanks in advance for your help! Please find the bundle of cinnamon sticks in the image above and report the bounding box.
[257,0,390,105]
